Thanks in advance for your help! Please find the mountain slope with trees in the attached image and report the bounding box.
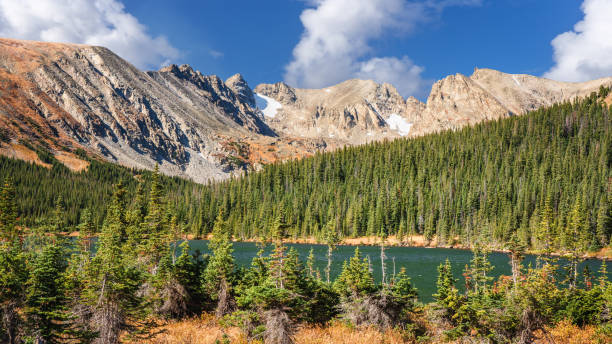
[0,88,610,255]
[206,87,611,253]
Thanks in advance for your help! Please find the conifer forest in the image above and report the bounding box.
[0,91,611,343]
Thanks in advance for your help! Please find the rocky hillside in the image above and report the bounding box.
[254,79,410,145]
[0,38,316,182]
[408,68,612,136]
[0,38,610,182]
[255,68,612,140]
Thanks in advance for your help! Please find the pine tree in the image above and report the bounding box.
[25,244,90,343]
[506,233,526,288]
[434,258,456,306]
[77,207,95,254]
[140,165,169,266]
[306,248,318,280]
[269,214,288,289]
[0,243,28,344]
[323,219,339,283]
[50,196,66,236]
[466,243,493,295]
[0,178,19,243]
[202,211,235,317]
[82,182,148,344]
[536,196,554,255]
[0,179,26,344]
[596,195,610,248]
[566,196,587,288]
[334,248,376,299]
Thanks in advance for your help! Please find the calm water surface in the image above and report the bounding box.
[185,240,611,303]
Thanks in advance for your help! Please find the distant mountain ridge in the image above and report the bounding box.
[255,68,612,140]
[0,38,610,182]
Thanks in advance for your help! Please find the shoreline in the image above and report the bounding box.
[238,235,612,261]
[65,231,612,261]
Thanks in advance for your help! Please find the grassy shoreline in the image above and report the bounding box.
[63,231,612,261]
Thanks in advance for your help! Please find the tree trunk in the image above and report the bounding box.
[2,303,19,344]
[380,240,386,285]
[326,245,332,283]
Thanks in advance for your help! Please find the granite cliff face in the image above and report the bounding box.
[0,38,285,182]
[254,79,411,145]
[1,38,611,182]
[408,68,612,136]
[255,68,612,140]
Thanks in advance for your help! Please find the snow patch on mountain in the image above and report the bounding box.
[386,113,412,136]
[255,93,282,118]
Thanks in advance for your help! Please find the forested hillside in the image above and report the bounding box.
[0,89,610,253]
[205,88,611,252]
[0,154,206,229]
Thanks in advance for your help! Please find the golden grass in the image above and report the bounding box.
[143,315,246,344]
[0,142,51,169]
[54,151,90,172]
[294,323,409,344]
[139,316,612,344]
[534,320,602,344]
[140,317,414,344]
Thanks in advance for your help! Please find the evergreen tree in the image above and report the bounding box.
[596,195,610,247]
[0,178,18,243]
[82,182,149,344]
[434,258,456,306]
[506,233,526,287]
[0,243,28,344]
[465,243,494,295]
[566,196,587,288]
[139,165,169,266]
[323,219,339,283]
[334,248,376,299]
[24,244,91,343]
[202,211,235,317]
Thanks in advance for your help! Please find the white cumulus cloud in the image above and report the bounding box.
[544,0,612,82]
[285,0,480,98]
[356,56,428,99]
[0,0,179,69]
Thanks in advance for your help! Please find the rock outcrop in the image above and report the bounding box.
[0,38,279,182]
[254,79,410,145]
[226,73,257,109]
[408,68,612,136]
[1,38,611,182]
[256,68,612,141]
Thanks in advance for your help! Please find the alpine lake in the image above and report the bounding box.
[182,240,612,303]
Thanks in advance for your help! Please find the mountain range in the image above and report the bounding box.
[0,37,610,182]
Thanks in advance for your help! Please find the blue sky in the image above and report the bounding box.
[121,0,580,86]
[1,0,611,99]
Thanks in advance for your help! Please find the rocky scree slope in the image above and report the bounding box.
[0,38,298,182]
[1,38,611,182]
[255,68,612,140]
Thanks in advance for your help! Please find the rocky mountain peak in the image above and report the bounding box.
[254,82,298,104]
[2,38,612,184]
[226,73,256,108]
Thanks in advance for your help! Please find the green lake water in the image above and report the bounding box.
[185,240,612,303]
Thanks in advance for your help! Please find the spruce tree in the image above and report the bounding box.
[0,178,18,243]
[24,244,90,343]
[596,195,610,248]
[334,248,376,299]
[0,243,28,344]
[202,211,235,317]
[434,258,456,306]
[82,182,149,344]
[466,243,494,295]
[323,219,339,283]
